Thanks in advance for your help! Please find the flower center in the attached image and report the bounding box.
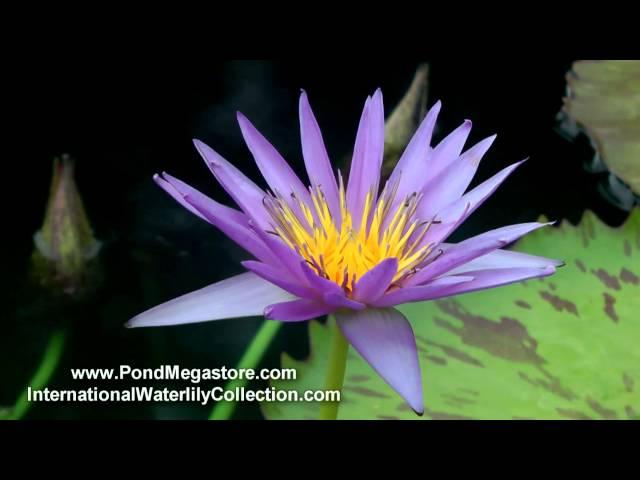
[264,178,434,292]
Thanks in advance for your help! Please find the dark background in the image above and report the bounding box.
[1,59,629,419]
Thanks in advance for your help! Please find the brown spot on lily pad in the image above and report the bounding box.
[575,260,587,272]
[425,408,473,420]
[435,301,544,365]
[518,369,577,401]
[423,339,484,367]
[623,373,634,393]
[515,300,532,309]
[441,393,476,406]
[620,268,639,285]
[556,408,592,420]
[425,355,447,365]
[625,405,637,419]
[591,268,621,290]
[624,240,632,257]
[539,291,579,316]
[603,293,618,323]
[343,386,390,399]
[586,396,617,419]
[348,375,371,383]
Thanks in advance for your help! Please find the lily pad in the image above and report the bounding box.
[563,60,640,195]
[263,209,640,420]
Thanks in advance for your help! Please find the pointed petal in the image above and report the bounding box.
[380,266,556,307]
[241,260,316,299]
[427,266,557,298]
[193,139,271,229]
[353,257,398,303]
[336,307,424,414]
[126,272,296,328]
[424,119,472,184]
[418,134,496,219]
[154,173,224,223]
[446,248,564,275]
[387,100,441,201]
[372,276,474,307]
[264,298,334,322]
[420,159,526,247]
[299,91,341,222]
[347,90,384,229]
[237,112,311,206]
[156,172,277,264]
[408,222,552,286]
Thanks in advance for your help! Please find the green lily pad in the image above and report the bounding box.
[563,60,640,195]
[263,209,640,420]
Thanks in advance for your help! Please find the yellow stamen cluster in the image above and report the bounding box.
[264,180,433,293]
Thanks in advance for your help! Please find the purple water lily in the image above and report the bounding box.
[127,89,561,414]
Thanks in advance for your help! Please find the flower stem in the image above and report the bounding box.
[8,328,67,420]
[209,320,282,420]
[318,316,349,420]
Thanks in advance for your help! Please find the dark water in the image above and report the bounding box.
[2,60,629,419]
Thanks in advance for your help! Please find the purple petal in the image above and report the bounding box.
[298,261,366,309]
[323,292,366,310]
[242,260,316,299]
[157,173,277,264]
[416,202,473,253]
[264,298,334,322]
[193,139,271,229]
[247,221,309,283]
[336,307,424,414]
[446,248,564,275]
[126,272,296,328]
[300,261,343,297]
[347,90,384,230]
[353,257,398,303]
[418,134,496,219]
[420,159,526,247]
[378,266,556,307]
[371,276,474,307]
[429,266,557,298]
[237,112,311,206]
[424,119,472,184]
[299,91,341,223]
[387,100,441,202]
[162,171,244,224]
[407,222,552,286]
[154,173,220,223]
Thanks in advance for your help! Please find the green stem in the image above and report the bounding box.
[8,328,67,420]
[318,316,349,420]
[209,320,282,420]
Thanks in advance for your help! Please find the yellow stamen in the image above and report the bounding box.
[265,185,432,292]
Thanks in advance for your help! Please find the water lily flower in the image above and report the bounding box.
[127,89,561,415]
